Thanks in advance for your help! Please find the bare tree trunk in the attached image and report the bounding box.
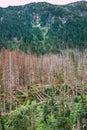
[77,116,81,130]
[9,52,13,111]
[30,114,35,130]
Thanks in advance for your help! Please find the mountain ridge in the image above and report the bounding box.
[0,1,87,54]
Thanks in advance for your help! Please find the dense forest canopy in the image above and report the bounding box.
[0,1,87,54]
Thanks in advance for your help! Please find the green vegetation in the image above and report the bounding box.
[0,85,87,130]
[0,1,87,54]
[0,49,87,130]
[0,1,87,129]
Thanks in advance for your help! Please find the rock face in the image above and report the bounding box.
[0,1,87,54]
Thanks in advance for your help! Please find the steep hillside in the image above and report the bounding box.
[0,1,87,54]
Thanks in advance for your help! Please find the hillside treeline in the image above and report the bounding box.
[0,1,87,54]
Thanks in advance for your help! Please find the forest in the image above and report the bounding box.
[0,1,87,130]
[0,49,87,130]
[0,1,87,54]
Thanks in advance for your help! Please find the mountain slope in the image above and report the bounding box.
[0,1,87,54]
